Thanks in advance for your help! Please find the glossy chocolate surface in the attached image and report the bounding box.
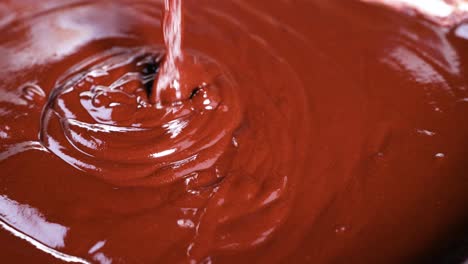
[0,0,468,263]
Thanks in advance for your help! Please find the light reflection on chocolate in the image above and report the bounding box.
[0,0,467,263]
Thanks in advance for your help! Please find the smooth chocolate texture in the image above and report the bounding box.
[0,0,468,263]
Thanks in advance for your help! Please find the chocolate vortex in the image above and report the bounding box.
[40,46,241,188]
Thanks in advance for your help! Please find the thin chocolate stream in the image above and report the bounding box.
[152,0,184,107]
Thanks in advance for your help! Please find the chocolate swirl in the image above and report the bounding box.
[40,46,241,187]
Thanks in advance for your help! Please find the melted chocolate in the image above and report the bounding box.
[0,0,468,263]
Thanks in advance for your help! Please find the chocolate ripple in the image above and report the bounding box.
[40,46,242,188]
